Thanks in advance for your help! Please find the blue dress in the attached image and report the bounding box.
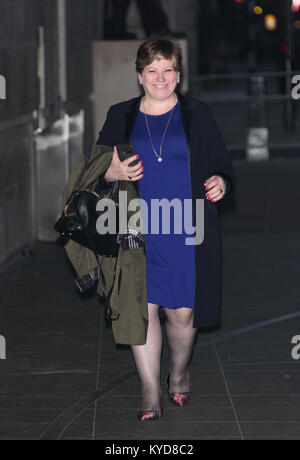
[130,103,195,309]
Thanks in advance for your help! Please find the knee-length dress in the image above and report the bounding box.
[130,103,195,309]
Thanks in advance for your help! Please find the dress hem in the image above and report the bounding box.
[148,300,194,310]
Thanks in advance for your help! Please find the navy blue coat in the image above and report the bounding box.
[96,93,233,329]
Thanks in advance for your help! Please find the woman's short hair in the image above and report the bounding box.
[135,37,182,74]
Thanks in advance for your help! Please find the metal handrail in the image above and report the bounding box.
[191,70,300,155]
[192,70,300,81]
[227,142,300,152]
[198,94,296,103]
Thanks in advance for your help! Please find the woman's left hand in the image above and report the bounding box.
[204,175,226,203]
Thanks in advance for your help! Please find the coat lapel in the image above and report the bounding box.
[124,96,142,142]
[177,92,196,192]
[123,96,142,194]
[177,93,193,152]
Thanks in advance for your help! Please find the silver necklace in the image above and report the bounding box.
[143,101,175,163]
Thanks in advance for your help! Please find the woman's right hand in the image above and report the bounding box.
[105,146,144,182]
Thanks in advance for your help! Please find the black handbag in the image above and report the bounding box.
[54,179,119,257]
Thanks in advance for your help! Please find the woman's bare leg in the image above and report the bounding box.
[164,307,197,392]
[131,303,162,410]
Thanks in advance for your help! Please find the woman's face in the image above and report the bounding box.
[138,58,179,102]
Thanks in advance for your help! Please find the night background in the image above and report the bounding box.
[198,0,300,74]
[0,0,300,441]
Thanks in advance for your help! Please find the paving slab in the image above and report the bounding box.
[0,234,300,440]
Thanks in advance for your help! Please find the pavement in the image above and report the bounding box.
[0,232,300,440]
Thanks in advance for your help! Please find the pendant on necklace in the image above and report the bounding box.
[157,157,163,163]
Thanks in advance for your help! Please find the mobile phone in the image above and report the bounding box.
[116,144,139,167]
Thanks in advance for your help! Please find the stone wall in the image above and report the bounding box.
[0,0,102,265]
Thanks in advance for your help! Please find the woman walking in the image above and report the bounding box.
[97,38,233,421]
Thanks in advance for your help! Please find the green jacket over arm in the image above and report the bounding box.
[61,144,148,345]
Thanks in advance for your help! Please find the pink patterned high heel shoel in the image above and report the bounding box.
[137,406,163,421]
[167,375,191,407]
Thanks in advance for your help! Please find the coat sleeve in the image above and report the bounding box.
[205,106,234,197]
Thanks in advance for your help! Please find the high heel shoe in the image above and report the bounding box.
[137,391,164,421]
[137,406,163,421]
[166,374,191,407]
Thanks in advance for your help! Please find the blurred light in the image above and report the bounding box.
[292,0,300,13]
[280,44,289,53]
[295,20,300,29]
[254,6,263,15]
[265,14,277,31]
[234,0,244,3]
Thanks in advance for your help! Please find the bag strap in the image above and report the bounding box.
[92,179,120,320]
[84,230,119,321]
